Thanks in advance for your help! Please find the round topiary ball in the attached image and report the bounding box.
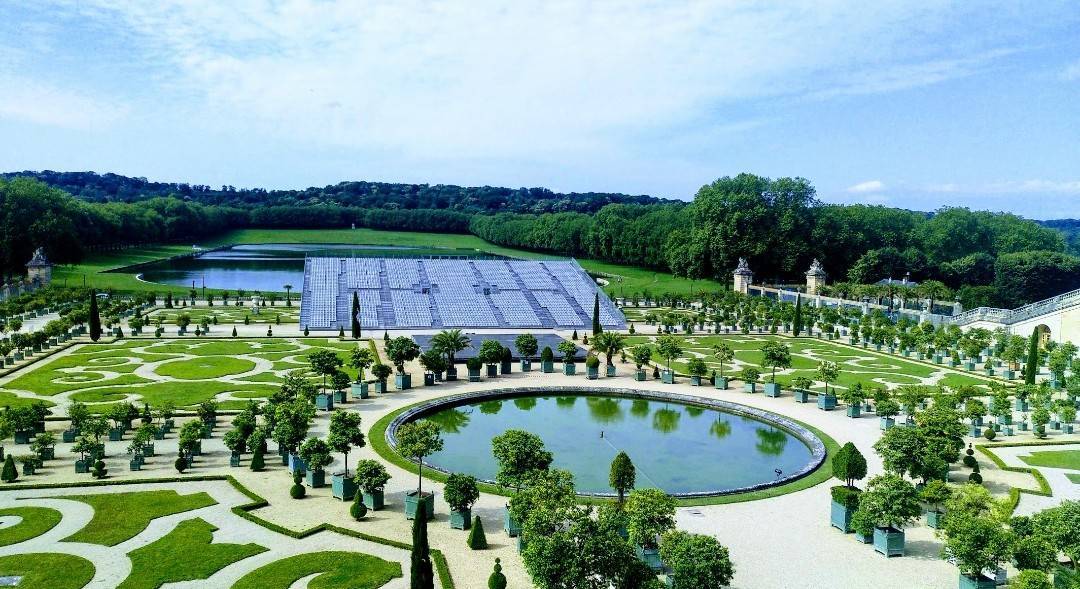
[290,482,306,499]
[968,472,983,484]
[983,427,996,441]
[962,455,977,468]
[175,457,188,473]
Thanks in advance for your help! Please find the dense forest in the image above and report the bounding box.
[3,171,1078,310]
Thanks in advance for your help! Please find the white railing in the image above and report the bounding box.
[950,286,1080,326]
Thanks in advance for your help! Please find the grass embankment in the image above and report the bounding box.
[54,228,718,296]
[0,506,63,546]
[370,398,838,507]
[232,551,402,589]
[62,489,216,546]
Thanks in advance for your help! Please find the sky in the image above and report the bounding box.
[1,1,1078,219]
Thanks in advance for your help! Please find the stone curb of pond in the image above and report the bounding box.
[386,386,828,499]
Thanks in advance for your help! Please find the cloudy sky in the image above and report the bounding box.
[2,1,1078,218]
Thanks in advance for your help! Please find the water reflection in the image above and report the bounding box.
[556,396,579,408]
[514,397,538,411]
[710,419,732,440]
[478,400,503,415]
[755,428,789,456]
[426,408,471,433]
[587,397,623,424]
[652,408,681,434]
[630,399,650,418]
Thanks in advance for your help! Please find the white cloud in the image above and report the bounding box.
[0,75,126,130]
[925,180,1080,194]
[847,180,886,193]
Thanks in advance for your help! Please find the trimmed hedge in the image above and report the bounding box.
[975,444,1053,516]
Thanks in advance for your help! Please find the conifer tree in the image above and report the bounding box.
[352,292,362,339]
[411,509,434,589]
[467,515,488,549]
[89,292,101,341]
[593,292,602,335]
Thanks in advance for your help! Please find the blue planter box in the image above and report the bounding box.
[316,393,334,411]
[564,363,576,376]
[404,491,435,520]
[450,508,471,530]
[587,367,599,380]
[635,370,647,381]
[306,469,326,488]
[744,382,757,393]
[606,364,616,377]
[997,415,1012,425]
[504,507,522,537]
[635,545,663,571]
[715,377,729,390]
[288,453,307,475]
[363,490,385,510]
[230,453,241,467]
[129,459,141,471]
[424,373,435,386]
[541,361,554,373]
[959,574,997,589]
[926,510,944,529]
[75,459,89,474]
[63,429,77,443]
[374,381,387,394]
[108,429,123,442]
[332,474,358,501]
[486,364,498,377]
[468,367,481,382]
[831,500,855,532]
[764,383,781,397]
[501,361,512,375]
[661,370,674,384]
[794,390,810,403]
[817,395,837,411]
[873,527,905,557]
[445,368,458,381]
[333,388,348,403]
[395,373,412,390]
[351,382,369,399]
[846,405,861,418]
[520,360,532,372]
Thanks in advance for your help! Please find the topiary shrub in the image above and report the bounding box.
[467,516,487,549]
[962,455,978,468]
[983,427,996,441]
[968,472,983,484]
[249,445,265,472]
[350,492,368,520]
[290,472,306,499]
[488,558,506,589]
[175,456,188,473]
[830,485,861,510]
[91,460,108,479]
[1,455,17,483]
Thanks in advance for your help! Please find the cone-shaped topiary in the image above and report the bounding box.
[91,460,108,479]
[232,327,238,337]
[1,455,17,483]
[411,508,434,589]
[290,472,306,499]
[488,558,506,589]
[467,515,487,549]
[249,444,265,471]
[350,492,368,520]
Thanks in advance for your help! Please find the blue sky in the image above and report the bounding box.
[1,1,1078,218]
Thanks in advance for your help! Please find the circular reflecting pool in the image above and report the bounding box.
[410,390,822,496]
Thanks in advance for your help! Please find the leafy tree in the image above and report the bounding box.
[327,412,365,476]
[386,336,422,373]
[353,459,391,495]
[297,437,334,475]
[712,343,734,378]
[759,341,791,383]
[625,488,676,549]
[655,335,683,370]
[630,345,653,370]
[941,511,1015,581]
[478,340,504,367]
[396,420,443,496]
[444,473,480,513]
[468,517,488,550]
[815,361,840,395]
[609,451,636,504]
[1,455,16,483]
[1032,500,1080,564]
[514,333,539,358]
[1008,570,1052,589]
[307,349,343,389]
[492,429,553,490]
[660,530,735,589]
[557,340,578,363]
[349,347,375,382]
[852,473,921,531]
[832,442,867,487]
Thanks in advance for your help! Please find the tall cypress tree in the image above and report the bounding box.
[592,292,602,335]
[351,292,362,339]
[792,294,803,337]
[411,508,434,589]
[89,291,101,342]
[1024,330,1040,385]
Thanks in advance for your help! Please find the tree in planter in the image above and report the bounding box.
[1009,570,1053,589]
[444,473,480,527]
[307,349,343,391]
[838,382,868,410]
[298,437,333,482]
[1031,406,1051,438]
[655,335,683,373]
[759,341,791,383]
[591,331,626,367]
[418,350,447,378]
[737,366,760,387]
[853,473,922,540]
[349,347,375,384]
[386,336,422,375]
[625,488,677,552]
[686,358,708,382]
[556,340,578,365]
[371,363,392,388]
[540,346,554,368]
[514,333,538,361]
[329,370,351,398]
[395,420,444,500]
[609,451,636,505]
[920,479,952,522]
[272,397,316,459]
[327,411,365,476]
[465,357,483,378]
[431,329,470,372]
[941,511,1016,585]
[833,442,867,488]
[353,459,392,506]
[1031,500,1080,568]
[478,340,504,372]
[630,344,652,372]
[712,342,734,380]
[223,428,247,460]
[791,376,813,394]
[30,432,55,461]
[491,429,553,490]
[660,530,735,589]
[815,361,840,397]
[177,419,204,467]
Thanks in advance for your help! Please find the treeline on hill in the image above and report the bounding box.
[4,172,1078,311]
[2,170,664,213]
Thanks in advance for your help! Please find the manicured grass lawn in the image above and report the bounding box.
[54,227,715,296]
[624,334,994,393]
[231,551,402,589]
[147,307,300,325]
[154,356,258,380]
[62,490,216,546]
[0,507,63,546]
[1019,450,1080,471]
[119,518,267,589]
[1068,473,1080,484]
[0,553,95,589]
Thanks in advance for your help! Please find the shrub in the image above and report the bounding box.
[467,516,488,549]
[968,472,983,484]
[249,445,265,471]
[91,460,108,479]
[830,485,861,510]
[983,427,996,441]
[586,354,601,369]
[660,530,735,589]
[1009,570,1052,589]
[625,488,677,549]
[737,366,760,383]
[290,473,306,499]
[350,493,368,520]
[832,442,867,487]
[686,357,708,377]
[1,455,17,483]
[174,457,188,473]
[540,346,554,362]
[353,459,391,493]
[465,357,482,372]
[487,558,506,589]
[444,473,480,513]
[962,455,978,468]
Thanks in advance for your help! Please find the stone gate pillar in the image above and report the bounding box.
[805,259,826,296]
[733,258,753,295]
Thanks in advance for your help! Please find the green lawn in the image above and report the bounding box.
[231,551,402,589]
[53,227,717,296]
[1019,450,1080,471]
[146,307,300,325]
[62,490,216,546]
[119,518,267,589]
[0,553,95,589]
[0,507,63,547]
[154,356,258,380]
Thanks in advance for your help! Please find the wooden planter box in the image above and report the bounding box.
[635,545,663,571]
[817,394,837,411]
[564,363,576,376]
[744,382,757,393]
[541,360,554,373]
[846,405,861,418]
[504,506,522,537]
[363,490,385,511]
[288,453,307,475]
[334,389,348,403]
[830,500,855,532]
[587,366,599,380]
[468,368,481,382]
[395,373,412,390]
[351,382,369,399]
[306,469,326,488]
[873,527,905,557]
[230,453,241,467]
[715,377,729,390]
[958,574,997,589]
[445,368,458,381]
[925,510,944,529]
[374,381,387,394]
[690,375,702,386]
[404,491,435,520]
[449,508,472,530]
[661,370,674,384]
[500,361,512,375]
[75,459,89,474]
[108,428,123,442]
[763,383,781,397]
[794,390,811,403]
[606,364,616,377]
[520,359,532,372]
[332,473,358,501]
[635,370,647,381]
[1015,400,1029,411]
[880,417,895,430]
[485,364,498,377]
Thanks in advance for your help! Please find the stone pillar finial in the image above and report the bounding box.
[733,258,753,295]
[805,258,826,296]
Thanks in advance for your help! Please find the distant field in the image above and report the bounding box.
[53,228,724,296]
